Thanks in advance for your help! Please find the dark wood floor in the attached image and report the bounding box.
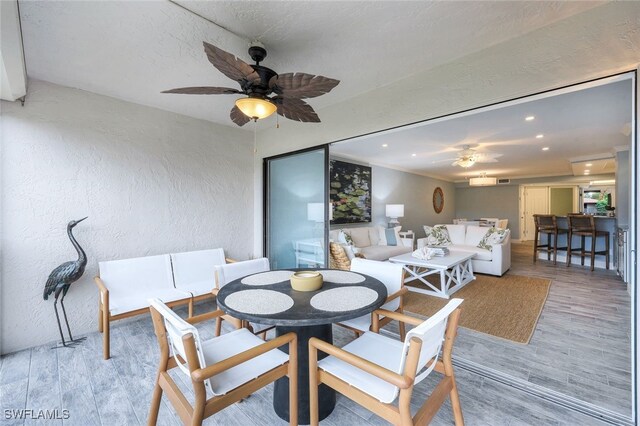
[449,241,631,416]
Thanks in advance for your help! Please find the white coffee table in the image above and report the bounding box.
[389,250,476,299]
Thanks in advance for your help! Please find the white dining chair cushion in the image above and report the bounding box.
[215,258,270,288]
[338,297,402,333]
[318,331,404,403]
[201,328,289,396]
[350,259,403,312]
[171,249,226,295]
[109,288,191,316]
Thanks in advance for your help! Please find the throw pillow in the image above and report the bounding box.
[378,226,401,246]
[477,228,510,251]
[338,229,355,246]
[422,225,452,247]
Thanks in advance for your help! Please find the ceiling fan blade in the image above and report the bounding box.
[162,86,242,95]
[230,105,251,127]
[476,158,499,163]
[269,73,339,99]
[274,97,320,123]
[203,42,260,84]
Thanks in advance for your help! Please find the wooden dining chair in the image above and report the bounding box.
[309,299,464,426]
[212,257,275,338]
[338,258,408,340]
[147,298,298,426]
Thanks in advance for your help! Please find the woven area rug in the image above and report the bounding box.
[404,274,551,344]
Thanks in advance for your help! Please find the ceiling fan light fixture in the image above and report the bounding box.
[235,97,277,120]
[457,158,476,168]
[469,174,497,187]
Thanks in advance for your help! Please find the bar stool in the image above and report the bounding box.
[533,214,567,265]
[566,214,610,271]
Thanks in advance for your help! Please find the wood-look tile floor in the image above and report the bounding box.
[449,241,631,417]
[0,298,617,426]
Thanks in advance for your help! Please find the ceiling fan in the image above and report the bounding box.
[162,41,340,126]
[442,145,503,168]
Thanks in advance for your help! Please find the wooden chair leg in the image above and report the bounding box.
[289,338,298,426]
[98,303,104,333]
[188,299,194,318]
[398,320,406,342]
[533,228,539,262]
[309,342,319,426]
[449,375,465,426]
[580,235,586,266]
[552,232,558,265]
[546,233,551,261]
[590,234,596,272]
[103,317,110,360]
[566,231,572,267]
[214,317,222,337]
[148,377,163,426]
[605,234,610,270]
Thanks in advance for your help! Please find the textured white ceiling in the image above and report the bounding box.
[331,79,632,181]
[18,1,603,129]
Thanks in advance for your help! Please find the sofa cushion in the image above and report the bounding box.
[338,230,355,246]
[451,245,492,261]
[464,226,489,246]
[347,227,371,248]
[445,225,466,245]
[422,225,452,246]
[379,226,401,246]
[359,244,412,261]
[478,228,510,251]
[368,227,380,246]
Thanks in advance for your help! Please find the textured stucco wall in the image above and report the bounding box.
[0,80,253,354]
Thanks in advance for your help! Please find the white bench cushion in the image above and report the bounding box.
[202,328,288,395]
[99,254,175,294]
[109,288,190,316]
[318,331,403,403]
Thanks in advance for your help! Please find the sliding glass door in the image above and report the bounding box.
[265,147,329,270]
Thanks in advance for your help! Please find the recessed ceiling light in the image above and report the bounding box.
[585,163,593,167]
[411,153,417,157]
[536,134,544,139]
[525,116,535,121]
[584,169,590,173]
[382,144,388,147]
[542,147,549,151]
[584,172,590,175]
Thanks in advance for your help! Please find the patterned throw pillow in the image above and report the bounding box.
[338,230,355,246]
[477,228,510,251]
[423,225,452,247]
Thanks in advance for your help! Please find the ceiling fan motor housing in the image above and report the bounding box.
[247,64,277,97]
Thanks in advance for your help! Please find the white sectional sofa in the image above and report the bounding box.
[329,226,412,261]
[417,224,511,276]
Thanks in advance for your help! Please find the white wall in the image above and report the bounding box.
[0,80,253,354]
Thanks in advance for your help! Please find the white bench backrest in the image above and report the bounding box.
[171,248,226,291]
[99,254,174,295]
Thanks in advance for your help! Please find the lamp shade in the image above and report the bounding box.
[469,176,497,186]
[235,97,277,120]
[385,204,404,218]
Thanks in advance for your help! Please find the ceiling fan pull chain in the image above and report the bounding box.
[253,120,258,155]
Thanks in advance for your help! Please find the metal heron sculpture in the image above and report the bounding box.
[43,217,88,347]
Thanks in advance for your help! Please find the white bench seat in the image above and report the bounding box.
[108,288,191,316]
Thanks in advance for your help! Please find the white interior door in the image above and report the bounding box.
[521,186,549,241]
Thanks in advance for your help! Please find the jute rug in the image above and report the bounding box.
[404,274,551,344]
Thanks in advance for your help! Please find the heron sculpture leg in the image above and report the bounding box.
[52,294,68,347]
[60,291,86,344]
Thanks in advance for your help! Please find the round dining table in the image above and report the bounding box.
[216,268,388,425]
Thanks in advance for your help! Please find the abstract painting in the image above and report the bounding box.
[330,160,372,224]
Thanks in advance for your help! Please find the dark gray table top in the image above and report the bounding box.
[216,268,388,327]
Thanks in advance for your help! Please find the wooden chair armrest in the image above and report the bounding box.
[385,287,408,304]
[308,337,412,389]
[225,257,237,263]
[191,332,296,382]
[211,288,219,296]
[373,309,422,327]
[94,276,109,296]
[185,309,226,325]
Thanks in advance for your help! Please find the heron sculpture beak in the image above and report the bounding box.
[77,217,88,223]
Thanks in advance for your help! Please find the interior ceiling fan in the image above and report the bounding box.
[445,145,503,168]
[162,41,340,126]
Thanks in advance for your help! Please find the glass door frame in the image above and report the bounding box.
[263,145,331,268]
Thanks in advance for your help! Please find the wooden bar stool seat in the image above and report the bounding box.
[533,214,567,265]
[566,214,610,271]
